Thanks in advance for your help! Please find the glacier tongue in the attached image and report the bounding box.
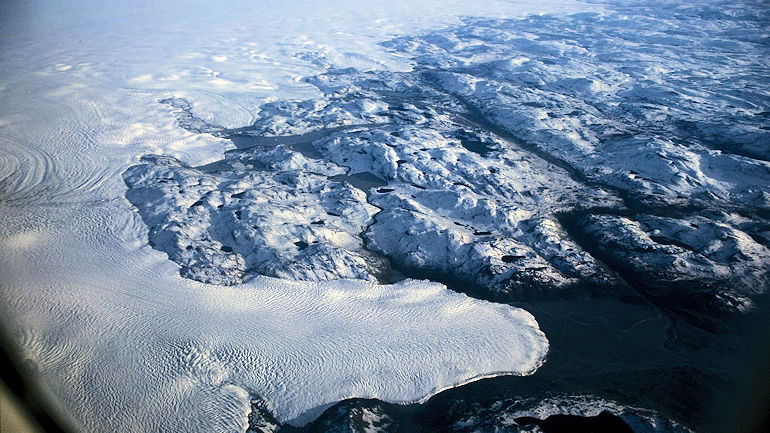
[0,209,549,428]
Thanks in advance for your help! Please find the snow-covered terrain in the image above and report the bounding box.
[2,0,769,432]
[124,93,617,291]
[131,0,770,320]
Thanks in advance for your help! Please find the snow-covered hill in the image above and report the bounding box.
[130,1,770,320]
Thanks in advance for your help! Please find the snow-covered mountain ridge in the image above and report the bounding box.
[126,1,770,330]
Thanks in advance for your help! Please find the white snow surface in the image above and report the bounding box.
[0,211,547,429]
[0,0,579,431]
[1,0,594,126]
